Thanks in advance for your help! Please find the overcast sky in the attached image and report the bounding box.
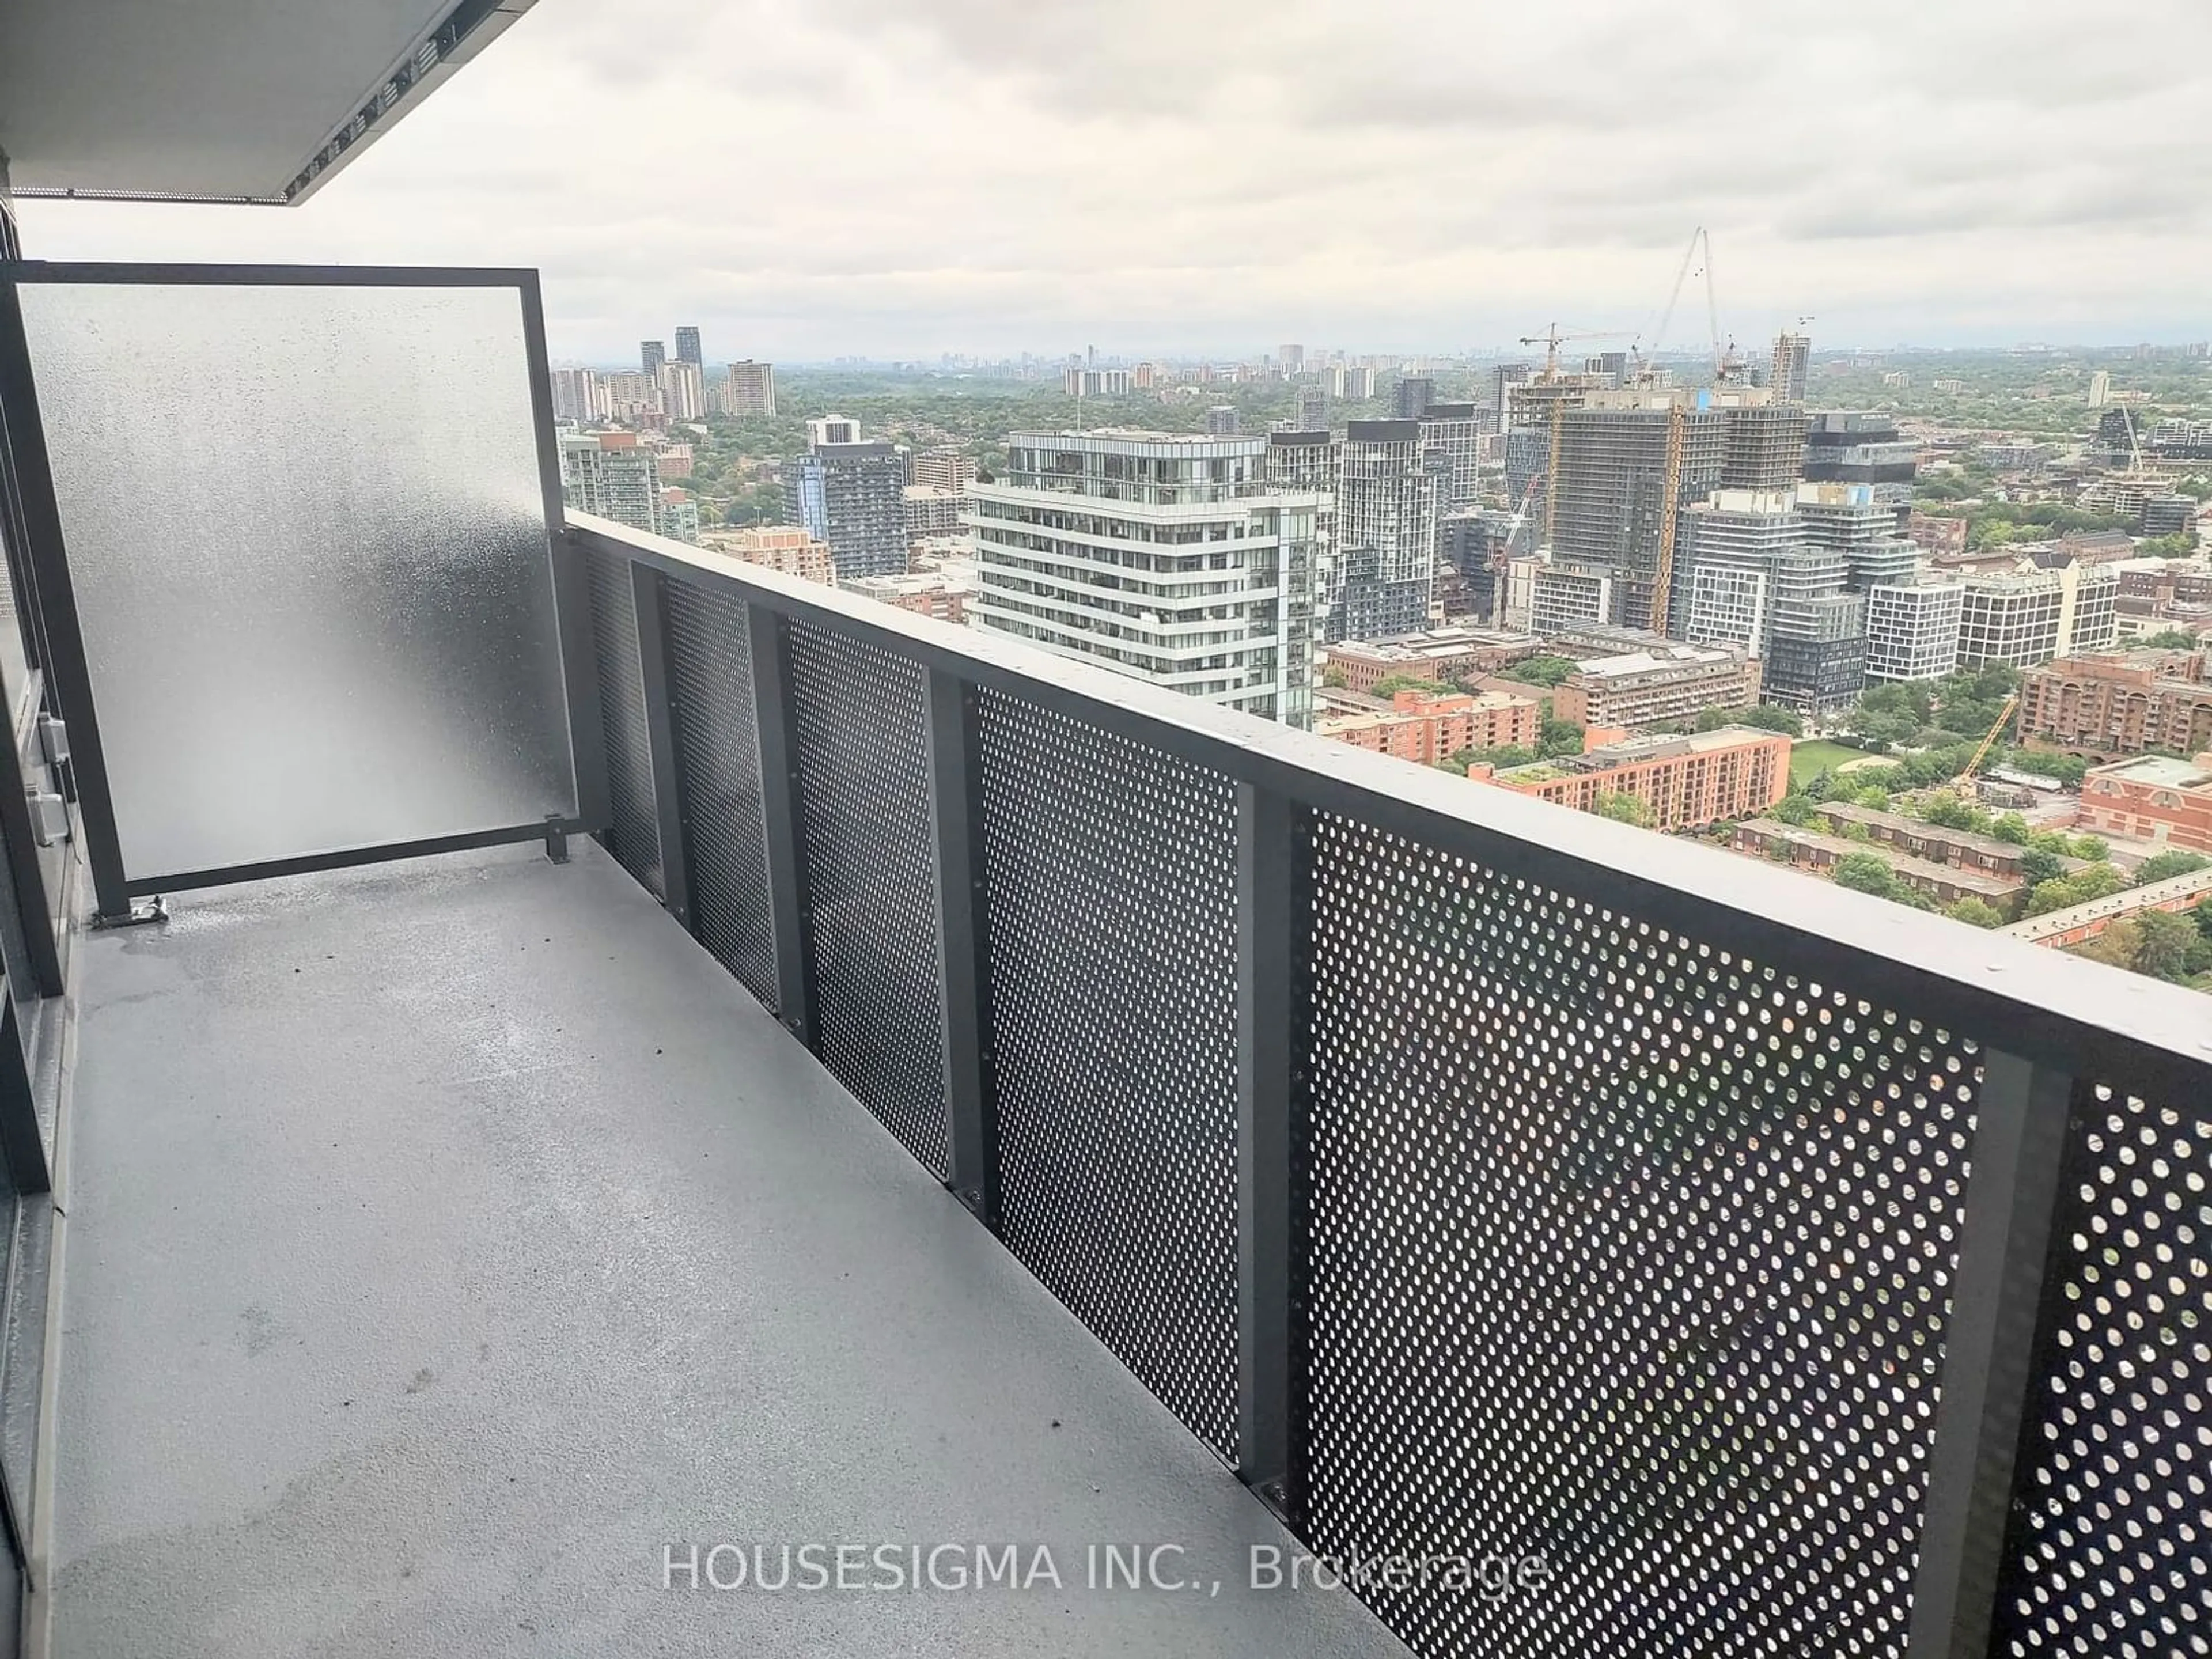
[18,0,2212,363]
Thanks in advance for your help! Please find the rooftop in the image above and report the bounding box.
[1006,429,1264,454]
[1736,821,2024,900]
[1569,643,1751,681]
[1500,724,1787,777]
[2001,863,2212,942]
[1325,627,1537,663]
[2093,753,2212,789]
[1815,801,2045,862]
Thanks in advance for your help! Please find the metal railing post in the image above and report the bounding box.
[629,560,693,930]
[1904,1047,2075,1659]
[924,669,997,1226]
[1236,782,1304,1524]
[0,993,50,1195]
[746,603,816,1048]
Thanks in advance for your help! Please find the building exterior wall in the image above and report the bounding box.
[2000,866,2212,948]
[720,361,777,416]
[1476,728,1789,830]
[912,448,978,492]
[968,431,1321,725]
[1770,334,1812,404]
[1319,689,1539,764]
[1864,581,1964,682]
[1528,563,1615,635]
[1812,802,2034,877]
[2020,652,2212,759]
[1552,647,1762,730]
[559,432,695,541]
[700,525,836,585]
[2078,755,2212,851]
[844,573,969,623]
[903,485,966,543]
[787,440,908,579]
[1334,421,1437,641]
[1957,565,2119,669]
[656,359,706,421]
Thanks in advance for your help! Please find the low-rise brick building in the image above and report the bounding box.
[1811,802,2040,881]
[1551,643,1763,733]
[1472,726,1789,831]
[1321,627,1540,694]
[1319,688,1540,766]
[1732,821,2025,906]
[2078,752,2212,853]
[2018,650,2212,760]
[2000,865,2212,948]
[844,570,971,624]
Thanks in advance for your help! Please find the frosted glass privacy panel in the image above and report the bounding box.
[21,281,575,877]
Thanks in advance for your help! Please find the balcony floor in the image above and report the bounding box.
[47,842,1402,1658]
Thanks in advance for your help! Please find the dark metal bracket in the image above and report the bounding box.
[93,895,165,929]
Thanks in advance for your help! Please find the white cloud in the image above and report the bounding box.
[18,0,2212,359]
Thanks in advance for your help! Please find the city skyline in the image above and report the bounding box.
[14,0,2211,359]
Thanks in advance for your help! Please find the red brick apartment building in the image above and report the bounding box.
[1471,726,1790,831]
[2020,650,2212,760]
[1319,688,1540,766]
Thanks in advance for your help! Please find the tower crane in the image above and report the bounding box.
[1634,226,1729,384]
[1517,324,1629,383]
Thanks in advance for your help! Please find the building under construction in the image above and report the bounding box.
[1503,373,1607,554]
[1541,388,1804,633]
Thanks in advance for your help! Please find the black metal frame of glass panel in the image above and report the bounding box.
[0,261,608,922]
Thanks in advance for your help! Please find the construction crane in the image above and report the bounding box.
[2119,402,2147,472]
[1517,323,1628,383]
[1634,226,1727,384]
[1499,467,1547,552]
[1953,694,2021,797]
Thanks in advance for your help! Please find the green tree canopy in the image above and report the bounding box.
[1538,719,1585,758]
[1945,897,2005,929]
[1369,675,1441,698]
[2133,910,2200,982]
[2134,849,2210,886]
[1499,654,1577,689]
[1835,851,1900,897]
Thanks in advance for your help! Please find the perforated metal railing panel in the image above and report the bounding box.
[1994,1082,2210,1659]
[661,581,779,1012]
[1298,813,1978,1659]
[786,623,949,1177]
[976,691,1241,1460]
[584,546,661,899]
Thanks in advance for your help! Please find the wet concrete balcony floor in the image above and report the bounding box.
[46,842,1403,1657]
